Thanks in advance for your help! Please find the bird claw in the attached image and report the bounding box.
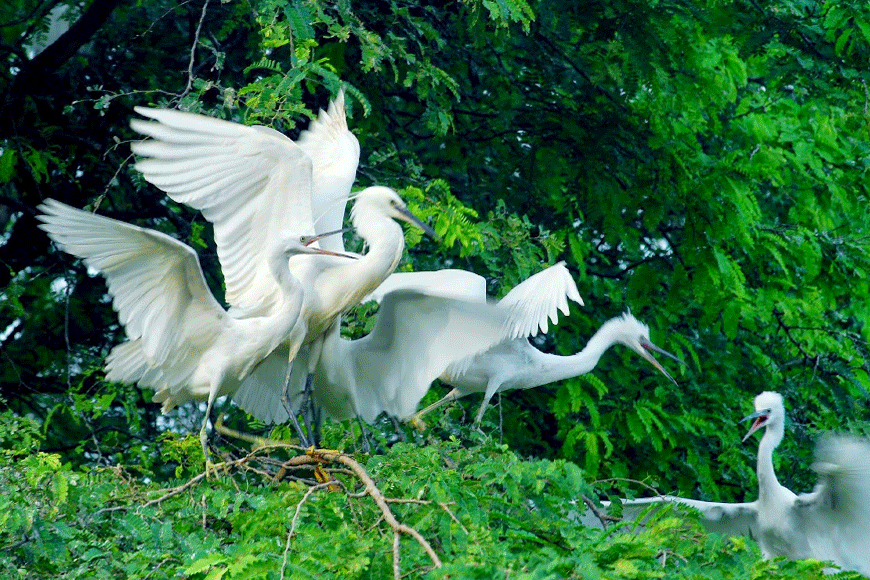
[305,445,341,457]
[407,415,428,432]
[204,458,229,479]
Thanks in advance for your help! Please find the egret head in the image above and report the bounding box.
[275,229,356,259]
[352,186,437,238]
[741,391,784,442]
[609,312,684,385]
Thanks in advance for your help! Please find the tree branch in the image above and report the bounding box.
[2,0,125,135]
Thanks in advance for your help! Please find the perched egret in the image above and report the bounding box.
[36,199,351,465]
[367,263,683,424]
[311,289,514,423]
[588,392,870,575]
[215,278,515,433]
[130,93,436,442]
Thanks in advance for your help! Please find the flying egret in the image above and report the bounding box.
[366,263,683,424]
[36,199,351,466]
[129,94,436,442]
[589,392,870,575]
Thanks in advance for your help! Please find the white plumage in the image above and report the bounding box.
[589,392,870,575]
[130,93,441,437]
[36,199,346,462]
[367,262,681,424]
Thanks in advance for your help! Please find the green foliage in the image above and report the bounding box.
[3,435,852,580]
[3,0,870,575]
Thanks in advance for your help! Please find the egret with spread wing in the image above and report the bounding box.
[589,392,870,575]
[36,199,350,467]
[311,289,514,424]
[367,262,683,424]
[205,269,513,437]
[129,91,361,316]
[130,93,436,443]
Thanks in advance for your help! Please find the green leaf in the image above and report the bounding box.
[185,554,227,576]
[0,147,16,183]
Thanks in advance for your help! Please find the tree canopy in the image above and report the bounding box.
[2,0,869,578]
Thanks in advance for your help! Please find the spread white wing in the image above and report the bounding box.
[343,290,513,422]
[600,496,760,539]
[366,263,583,340]
[36,199,224,384]
[297,90,360,252]
[793,434,870,574]
[363,269,487,304]
[497,261,583,338]
[131,92,358,311]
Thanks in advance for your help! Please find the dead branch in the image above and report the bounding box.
[189,427,444,577]
[581,494,621,528]
[293,449,443,576]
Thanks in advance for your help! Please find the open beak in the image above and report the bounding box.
[304,227,352,246]
[305,228,359,260]
[740,409,769,442]
[396,205,438,239]
[638,337,684,385]
[303,227,357,259]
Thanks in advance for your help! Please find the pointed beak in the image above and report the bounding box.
[304,227,352,246]
[314,248,358,259]
[637,337,684,385]
[303,228,358,259]
[396,205,438,239]
[740,409,769,442]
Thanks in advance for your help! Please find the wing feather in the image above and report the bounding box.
[349,290,513,422]
[37,199,224,371]
[363,269,487,305]
[497,261,584,338]
[131,106,315,313]
[297,89,360,252]
[795,434,870,574]
[589,496,759,539]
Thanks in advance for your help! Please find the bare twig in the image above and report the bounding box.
[285,449,443,573]
[438,502,468,535]
[181,0,210,99]
[281,481,338,580]
[592,477,667,497]
[581,494,620,528]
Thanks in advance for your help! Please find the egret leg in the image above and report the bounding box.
[281,359,313,448]
[200,394,226,477]
[408,388,461,430]
[297,373,319,447]
[356,415,372,454]
[474,382,501,425]
[298,336,325,448]
[311,398,322,448]
[390,415,408,443]
[285,412,311,448]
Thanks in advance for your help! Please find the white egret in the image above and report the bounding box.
[367,263,683,424]
[129,91,361,316]
[36,199,351,464]
[311,289,514,423]
[213,279,515,434]
[129,94,436,442]
[589,392,870,575]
